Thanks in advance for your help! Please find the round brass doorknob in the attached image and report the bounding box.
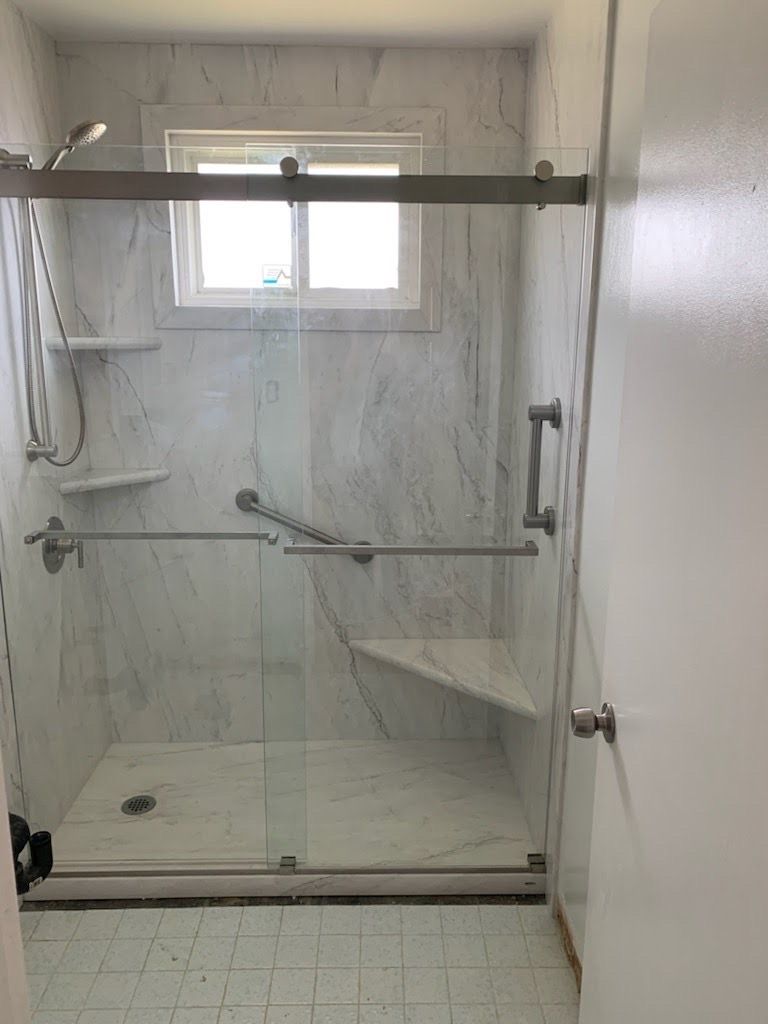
[570,703,616,743]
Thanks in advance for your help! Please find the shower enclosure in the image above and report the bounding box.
[0,135,588,896]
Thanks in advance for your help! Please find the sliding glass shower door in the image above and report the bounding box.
[1,138,586,888]
[253,142,589,873]
[251,319,308,868]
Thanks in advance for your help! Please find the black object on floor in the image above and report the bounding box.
[9,813,53,894]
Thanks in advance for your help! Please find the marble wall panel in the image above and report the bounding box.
[55,43,529,743]
[0,0,112,832]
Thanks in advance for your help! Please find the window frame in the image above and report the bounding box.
[167,131,423,313]
[140,105,445,332]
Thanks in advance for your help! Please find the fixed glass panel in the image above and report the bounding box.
[10,536,266,871]
[0,174,295,875]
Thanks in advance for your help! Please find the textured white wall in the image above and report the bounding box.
[581,0,768,1016]
[557,0,658,959]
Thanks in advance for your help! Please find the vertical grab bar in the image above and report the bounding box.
[523,398,561,536]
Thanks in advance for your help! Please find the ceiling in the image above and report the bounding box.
[16,0,553,46]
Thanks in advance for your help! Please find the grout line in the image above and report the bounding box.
[26,905,570,1018]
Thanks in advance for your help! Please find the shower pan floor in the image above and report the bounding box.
[51,739,534,871]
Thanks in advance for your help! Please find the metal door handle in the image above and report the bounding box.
[282,542,539,557]
[570,703,616,743]
[523,398,561,536]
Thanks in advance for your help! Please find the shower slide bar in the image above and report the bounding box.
[283,542,539,556]
[0,165,587,206]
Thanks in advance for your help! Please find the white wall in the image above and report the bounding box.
[580,1,768,1017]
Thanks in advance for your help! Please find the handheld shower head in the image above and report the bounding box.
[66,120,107,147]
[42,120,107,170]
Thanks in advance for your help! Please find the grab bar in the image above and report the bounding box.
[523,398,561,536]
[283,542,539,557]
[235,488,374,564]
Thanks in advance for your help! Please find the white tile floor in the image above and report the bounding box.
[22,904,579,1024]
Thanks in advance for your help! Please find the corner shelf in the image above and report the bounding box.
[348,637,537,718]
[46,337,162,352]
[59,468,170,496]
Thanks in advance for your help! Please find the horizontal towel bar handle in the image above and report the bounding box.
[283,542,539,557]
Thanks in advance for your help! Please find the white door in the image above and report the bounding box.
[579,0,768,1021]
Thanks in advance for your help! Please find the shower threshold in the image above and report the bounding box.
[25,739,544,899]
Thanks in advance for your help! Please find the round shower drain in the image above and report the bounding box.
[121,794,157,816]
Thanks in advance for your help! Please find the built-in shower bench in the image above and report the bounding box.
[348,637,537,718]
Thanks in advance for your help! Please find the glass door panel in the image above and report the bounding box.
[247,145,307,867]
[252,142,588,872]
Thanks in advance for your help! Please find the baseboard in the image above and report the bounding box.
[555,895,582,991]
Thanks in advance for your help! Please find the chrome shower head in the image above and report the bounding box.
[66,120,107,148]
[42,120,107,170]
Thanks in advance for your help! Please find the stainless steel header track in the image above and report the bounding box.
[0,168,587,205]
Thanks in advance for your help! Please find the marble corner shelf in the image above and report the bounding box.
[59,467,170,496]
[348,637,537,719]
[46,336,162,351]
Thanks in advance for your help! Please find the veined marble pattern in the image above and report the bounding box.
[348,638,537,718]
[52,739,534,869]
[54,43,527,745]
[0,0,112,831]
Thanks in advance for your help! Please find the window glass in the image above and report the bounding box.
[197,163,293,289]
[306,164,399,290]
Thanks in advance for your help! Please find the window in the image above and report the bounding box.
[166,131,423,314]
[140,105,443,331]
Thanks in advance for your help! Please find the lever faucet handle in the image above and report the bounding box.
[76,540,84,569]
